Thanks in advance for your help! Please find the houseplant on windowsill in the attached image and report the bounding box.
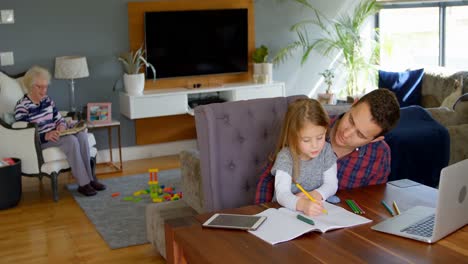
[252,45,273,84]
[317,69,335,104]
[118,45,156,96]
[273,0,380,98]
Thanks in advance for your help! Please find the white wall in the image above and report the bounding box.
[255,0,358,97]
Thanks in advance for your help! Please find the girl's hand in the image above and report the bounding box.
[296,198,324,216]
[309,190,323,201]
[295,192,306,198]
[45,130,60,142]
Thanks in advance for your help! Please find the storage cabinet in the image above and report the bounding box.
[120,82,285,119]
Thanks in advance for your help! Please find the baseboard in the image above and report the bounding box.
[95,139,197,163]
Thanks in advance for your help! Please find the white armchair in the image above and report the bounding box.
[0,70,97,201]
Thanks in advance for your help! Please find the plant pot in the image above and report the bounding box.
[123,73,145,96]
[253,63,263,83]
[252,63,273,84]
[318,93,334,105]
[261,63,273,84]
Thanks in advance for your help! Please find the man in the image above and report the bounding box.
[255,89,400,203]
[328,89,400,189]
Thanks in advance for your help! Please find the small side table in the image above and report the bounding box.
[87,120,123,175]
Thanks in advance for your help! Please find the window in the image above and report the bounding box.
[446,6,468,68]
[378,2,468,69]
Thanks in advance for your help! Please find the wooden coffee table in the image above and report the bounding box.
[165,181,468,263]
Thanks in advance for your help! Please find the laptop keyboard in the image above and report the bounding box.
[401,214,435,238]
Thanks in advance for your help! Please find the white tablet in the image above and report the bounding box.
[202,213,267,231]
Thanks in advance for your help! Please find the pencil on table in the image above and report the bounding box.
[381,200,395,216]
[351,200,365,214]
[345,199,360,214]
[393,201,401,215]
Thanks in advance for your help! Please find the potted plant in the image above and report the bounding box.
[252,45,273,84]
[118,45,156,96]
[273,0,380,98]
[318,69,335,104]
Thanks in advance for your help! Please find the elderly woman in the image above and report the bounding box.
[14,66,105,196]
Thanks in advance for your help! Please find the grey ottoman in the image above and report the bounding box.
[146,199,197,258]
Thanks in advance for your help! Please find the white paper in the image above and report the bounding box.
[249,202,372,245]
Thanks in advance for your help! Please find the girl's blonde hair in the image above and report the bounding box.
[272,98,330,181]
[23,66,51,93]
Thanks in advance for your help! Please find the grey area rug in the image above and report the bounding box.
[67,169,181,249]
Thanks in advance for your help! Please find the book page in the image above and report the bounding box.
[281,203,372,232]
[249,208,317,245]
[249,203,371,245]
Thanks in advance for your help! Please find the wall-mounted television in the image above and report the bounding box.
[144,9,248,79]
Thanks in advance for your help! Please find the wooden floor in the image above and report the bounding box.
[0,155,180,264]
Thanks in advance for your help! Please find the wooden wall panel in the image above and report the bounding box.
[128,0,255,90]
[128,0,255,145]
[135,114,196,145]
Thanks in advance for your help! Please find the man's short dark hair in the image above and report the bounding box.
[355,89,400,137]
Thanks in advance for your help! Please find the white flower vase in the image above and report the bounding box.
[261,63,273,84]
[253,63,263,84]
[123,73,145,96]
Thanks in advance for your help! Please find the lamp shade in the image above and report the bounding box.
[54,56,89,79]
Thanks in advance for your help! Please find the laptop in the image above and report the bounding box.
[371,159,468,243]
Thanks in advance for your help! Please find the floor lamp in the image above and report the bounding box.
[54,56,89,118]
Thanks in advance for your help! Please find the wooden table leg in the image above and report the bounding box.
[165,217,197,264]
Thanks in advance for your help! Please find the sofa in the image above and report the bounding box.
[420,68,468,165]
[146,68,468,258]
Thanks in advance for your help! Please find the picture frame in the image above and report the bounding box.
[87,102,112,124]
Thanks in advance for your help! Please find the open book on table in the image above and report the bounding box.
[59,120,87,137]
[249,202,372,245]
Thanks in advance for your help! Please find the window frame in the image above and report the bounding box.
[376,1,468,67]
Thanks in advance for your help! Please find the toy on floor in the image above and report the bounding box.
[122,168,182,203]
[148,168,182,203]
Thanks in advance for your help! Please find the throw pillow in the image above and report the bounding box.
[254,162,274,204]
[0,72,25,115]
[440,77,463,109]
[378,68,425,107]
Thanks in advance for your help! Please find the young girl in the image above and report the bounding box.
[272,98,337,216]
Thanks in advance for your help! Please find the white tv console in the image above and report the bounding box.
[119,82,285,119]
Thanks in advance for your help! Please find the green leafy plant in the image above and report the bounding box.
[319,69,335,94]
[273,0,381,97]
[252,45,269,63]
[118,45,156,78]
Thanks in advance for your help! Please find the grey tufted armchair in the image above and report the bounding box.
[187,95,306,213]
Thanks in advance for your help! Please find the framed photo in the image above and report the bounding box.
[87,102,112,124]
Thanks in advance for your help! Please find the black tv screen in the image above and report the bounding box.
[144,9,248,79]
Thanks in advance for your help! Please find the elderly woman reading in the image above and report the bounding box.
[14,66,105,196]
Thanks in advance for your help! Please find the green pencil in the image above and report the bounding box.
[345,199,360,214]
[297,214,315,225]
[351,200,365,214]
[381,200,395,216]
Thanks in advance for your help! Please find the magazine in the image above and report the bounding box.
[248,203,372,245]
[59,120,87,137]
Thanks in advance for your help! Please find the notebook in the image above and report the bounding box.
[249,202,371,245]
[371,159,468,243]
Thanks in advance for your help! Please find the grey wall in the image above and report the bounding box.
[0,0,352,149]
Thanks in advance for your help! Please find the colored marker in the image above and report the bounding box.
[381,200,395,216]
[393,201,401,215]
[297,214,315,225]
